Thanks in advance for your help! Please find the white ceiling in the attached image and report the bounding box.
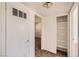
[22,2,73,17]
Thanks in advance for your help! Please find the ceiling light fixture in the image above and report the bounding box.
[43,2,53,8]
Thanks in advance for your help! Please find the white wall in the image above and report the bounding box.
[42,16,57,53]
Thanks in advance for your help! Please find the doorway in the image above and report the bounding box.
[34,15,68,57]
[57,16,68,57]
[35,15,42,57]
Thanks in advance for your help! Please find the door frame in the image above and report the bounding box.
[78,3,79,57]
[0,2,6,56]
[56,15,68,56]
[34,14,42,56]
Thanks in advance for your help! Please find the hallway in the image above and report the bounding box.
[0,2,78,57]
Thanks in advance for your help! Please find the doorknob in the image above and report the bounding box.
[25,40,29,43]
[26,40,29,42]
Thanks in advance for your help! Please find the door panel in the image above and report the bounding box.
[6,3,29,57]
[70,3,78,57]
[72,5,78,57]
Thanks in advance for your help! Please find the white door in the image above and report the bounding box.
[6,3,30,57]
[70,3,78,57]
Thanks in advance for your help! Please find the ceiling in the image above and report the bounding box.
[22,2,73,17]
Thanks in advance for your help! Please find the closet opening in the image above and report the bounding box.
[35,15,42,57]
[56,15,68,57]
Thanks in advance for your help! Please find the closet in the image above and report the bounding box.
[57,16,67,52]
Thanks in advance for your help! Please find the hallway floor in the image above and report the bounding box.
[35,49,67,57]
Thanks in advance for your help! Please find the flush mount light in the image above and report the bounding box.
[43,2,53,8]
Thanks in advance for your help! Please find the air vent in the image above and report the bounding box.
[12,8,27,19]
[23,13,26,19]
[13,8,18,16]
[19,10,23,18]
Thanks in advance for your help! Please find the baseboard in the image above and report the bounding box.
[35,37,41,39]
[57,47,67,52]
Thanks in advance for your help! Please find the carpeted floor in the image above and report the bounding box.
[35,49,67,57]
